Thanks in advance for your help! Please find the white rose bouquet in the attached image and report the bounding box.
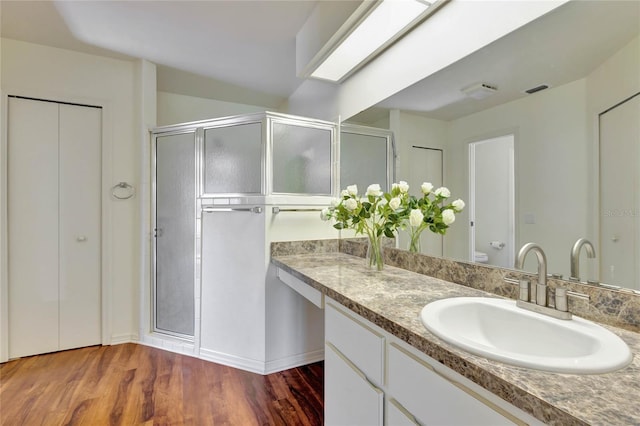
[405,182,464,252]
[321,182,411,270]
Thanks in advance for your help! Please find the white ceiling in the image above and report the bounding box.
[1,1,135,61]
[358,0,640,122]
[2,1,638,121]
[0,0,349,103]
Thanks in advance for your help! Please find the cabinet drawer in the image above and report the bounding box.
[325,301,385,385]
[388,343,522,426]
[325,343,383,426]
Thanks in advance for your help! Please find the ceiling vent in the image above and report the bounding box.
[461,82,498,100]
[525,84,550,94]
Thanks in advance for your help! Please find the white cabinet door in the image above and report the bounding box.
[325,343,383,426]
[8,97,102,358]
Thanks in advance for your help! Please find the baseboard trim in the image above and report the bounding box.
[199,348,266,374]
[132,336,324,375]
[199,347,325,375]
[264,349,325,374]
[110,334,137,345]
[137,333,197,357]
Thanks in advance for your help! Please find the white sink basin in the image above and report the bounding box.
[420,297,632,374]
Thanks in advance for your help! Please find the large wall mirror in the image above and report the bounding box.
[346,0,639,290]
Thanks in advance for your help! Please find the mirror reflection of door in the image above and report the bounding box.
[599,93,640,290]
[404,145,443,256]
[469,135,515,268]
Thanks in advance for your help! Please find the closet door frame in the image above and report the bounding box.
[0,90,114,362]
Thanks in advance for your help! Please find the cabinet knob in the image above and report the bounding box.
[76,235,88,242]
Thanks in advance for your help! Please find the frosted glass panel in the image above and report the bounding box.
[341,132,389,192]
[155,132,195,336]
[272,122,332,194]
[203,123,262,194]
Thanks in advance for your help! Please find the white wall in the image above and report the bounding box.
[585,34,640,282]
[157,91,270,126]
[136,59,157,349]
[586,34,640,241]
[284,78,341,122]
[1,38,141,348]
[391,111,447,186]
[0,14,6,360]
[587,35,640,119]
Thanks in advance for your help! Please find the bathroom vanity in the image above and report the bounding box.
[271,240,640,426]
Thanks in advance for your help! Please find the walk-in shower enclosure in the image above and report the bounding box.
[150,112,394,372]
[151,112,339,338]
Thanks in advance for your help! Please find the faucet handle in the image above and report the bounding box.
[519,279,530,301]
[555,288,568,312]
[536,283,548,306]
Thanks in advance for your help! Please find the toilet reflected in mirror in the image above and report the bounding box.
[474,251,489,264]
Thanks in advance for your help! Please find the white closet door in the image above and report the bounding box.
[8,98,102,358]
[8,98,60,358]
[58,104,102,350]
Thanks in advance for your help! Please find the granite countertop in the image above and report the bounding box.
[271,252,640,426]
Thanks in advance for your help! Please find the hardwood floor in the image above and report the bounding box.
[0,343,324,425]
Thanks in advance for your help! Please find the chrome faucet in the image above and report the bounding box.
[570,238,596,281]
[515,243,572,320]
[515,242,547,306]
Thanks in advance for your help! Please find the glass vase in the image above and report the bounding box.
[409,227,422,253]
[366,234,384,271]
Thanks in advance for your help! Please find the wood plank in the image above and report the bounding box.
[0,344,323,425]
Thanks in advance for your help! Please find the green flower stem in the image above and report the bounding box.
[409,228,421,253]
[362,204,385,271]
[408,223,428,253]
[365,228,384,271]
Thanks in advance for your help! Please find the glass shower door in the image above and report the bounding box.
[154,132,196,337]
